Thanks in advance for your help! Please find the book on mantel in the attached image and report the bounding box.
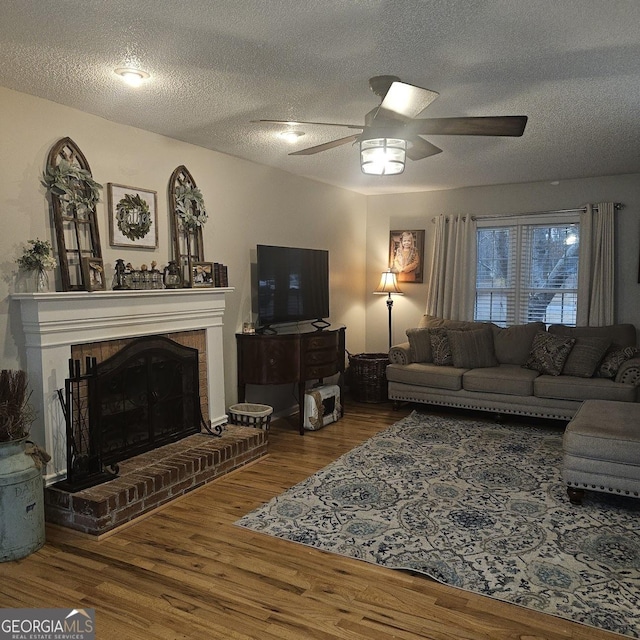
[213,263,228,287]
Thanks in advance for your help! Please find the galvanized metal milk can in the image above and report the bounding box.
[0,438,45,562]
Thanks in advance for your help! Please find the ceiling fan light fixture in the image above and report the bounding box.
[360,137,406,175]
[115,67,150,87]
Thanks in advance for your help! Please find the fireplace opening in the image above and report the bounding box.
[58,335,202,491]
[97,336,201,465]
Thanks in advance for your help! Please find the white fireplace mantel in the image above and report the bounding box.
[12,288,233,484]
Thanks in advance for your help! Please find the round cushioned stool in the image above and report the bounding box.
[562,399,640,504]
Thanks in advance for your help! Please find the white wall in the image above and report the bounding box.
[0,86,368,416]
[365,175,640,351]
[3,85,639,423]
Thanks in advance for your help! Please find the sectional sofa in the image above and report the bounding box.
[386,316,640,420]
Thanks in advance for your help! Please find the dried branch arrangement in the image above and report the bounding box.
[0,369,35,442]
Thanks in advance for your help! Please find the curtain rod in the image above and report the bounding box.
[432,203,624,223]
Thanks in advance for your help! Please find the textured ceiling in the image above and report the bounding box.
[1,0,639,195]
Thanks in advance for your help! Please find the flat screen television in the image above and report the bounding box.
[256,244,329,329]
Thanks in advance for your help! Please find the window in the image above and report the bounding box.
[475,221,580,327]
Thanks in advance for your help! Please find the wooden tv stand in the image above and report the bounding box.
[236,326,346,434]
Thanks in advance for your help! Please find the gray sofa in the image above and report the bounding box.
[387,316,640,420]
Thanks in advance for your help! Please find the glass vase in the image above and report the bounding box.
[33,269,49,293]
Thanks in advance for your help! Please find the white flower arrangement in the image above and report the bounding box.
[16,239,56,272]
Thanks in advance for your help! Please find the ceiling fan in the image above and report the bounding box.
[256,75,528,174]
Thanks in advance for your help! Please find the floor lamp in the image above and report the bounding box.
[373,270,404,350]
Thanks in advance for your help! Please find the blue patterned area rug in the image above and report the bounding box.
[235,411,640,638]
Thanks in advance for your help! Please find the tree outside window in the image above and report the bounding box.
[475,222,580,327]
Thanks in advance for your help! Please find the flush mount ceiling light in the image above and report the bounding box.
[114,67,150,87]
[277,130,305,143]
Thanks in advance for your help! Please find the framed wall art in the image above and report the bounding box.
[81,257,107,291]
[169,165,206,285]
[190,261,214,288]
[388,229,425,283]
[44,137,103,291]
[108,183,158,249]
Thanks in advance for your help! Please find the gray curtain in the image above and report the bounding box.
[426,214,476,320]
[577,202,615,326]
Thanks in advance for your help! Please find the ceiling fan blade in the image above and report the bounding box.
[289,134,360,156]
[406,137,443,161]
[377,81,439,122]
[408,116,528,137]
[254,119,363,130]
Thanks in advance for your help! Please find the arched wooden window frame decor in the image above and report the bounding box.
[168,165,205,285]
[44,137,103,291]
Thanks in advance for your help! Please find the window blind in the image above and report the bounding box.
[475,222,580,327]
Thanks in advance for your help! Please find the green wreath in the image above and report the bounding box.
[175,185,207,231]
[116,194,152,241]
[42,159,102,216]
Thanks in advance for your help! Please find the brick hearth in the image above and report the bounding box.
[44,425,267,536]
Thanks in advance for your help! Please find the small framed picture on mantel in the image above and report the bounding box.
[81,257,106,292]
[190,261,214,288]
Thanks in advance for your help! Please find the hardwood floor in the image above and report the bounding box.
[0,400,620,639]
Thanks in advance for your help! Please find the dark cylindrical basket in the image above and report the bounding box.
[347,352,390,403]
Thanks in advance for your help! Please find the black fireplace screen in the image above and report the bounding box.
[97,336,200,467]
[57,335,201,491]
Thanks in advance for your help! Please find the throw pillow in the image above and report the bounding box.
[448,326,498,369]
[562,337,611,378]
[429,328,453,366]
[406,328,432,363]
[523,331,576,376]
[596,346,640,378]
[491,322,546,365]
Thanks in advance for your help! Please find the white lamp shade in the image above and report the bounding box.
[373,270,404,295]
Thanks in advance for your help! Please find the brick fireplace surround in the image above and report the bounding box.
[45,426,267,536]
[13,288,268,536]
